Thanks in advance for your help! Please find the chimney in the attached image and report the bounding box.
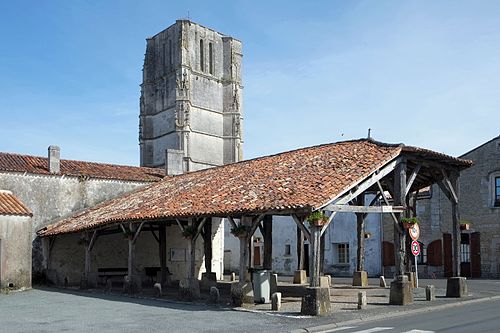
[48,146,60,174]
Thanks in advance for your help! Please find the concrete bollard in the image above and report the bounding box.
[357,291,367,310]
[270,274,278,295]
[325,274,332,287]
[154,283,162,297]
[271,292,282,311]
[208,286,220,304]
[230,272,236,282]
[105,278,113,292]
[426,285,435,301]
[379,276,387,288]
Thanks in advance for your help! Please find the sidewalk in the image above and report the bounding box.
[232,277,500,331]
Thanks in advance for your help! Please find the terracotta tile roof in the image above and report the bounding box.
[39,139,472,236]
[0,190,32,217]
[0,152,165,182]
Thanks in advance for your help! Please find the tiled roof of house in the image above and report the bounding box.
[39,139,472,236]
[0,152,165,182]
[0,190,32,217]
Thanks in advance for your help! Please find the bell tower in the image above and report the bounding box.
[139,20,243,174]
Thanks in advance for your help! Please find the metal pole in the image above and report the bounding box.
[414,255,419,288]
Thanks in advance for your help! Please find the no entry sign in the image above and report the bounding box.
[411,240,420,256]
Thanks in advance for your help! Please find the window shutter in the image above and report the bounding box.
[427,239,442,266]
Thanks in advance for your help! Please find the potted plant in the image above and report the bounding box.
[306,211,328,227]
[231,225,249,238]
[182,225,197,239]
[401,217,419,229]
[460,220,472,231]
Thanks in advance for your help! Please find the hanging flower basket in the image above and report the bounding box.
[401,217,419,229]
[306,211,328,227]
[182,225,197,239]
[460,220,472,231]
[231,225,249,238]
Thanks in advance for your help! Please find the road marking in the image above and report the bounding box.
[315,327,355,332]
[402,331,435,333]
[343,328,393,333]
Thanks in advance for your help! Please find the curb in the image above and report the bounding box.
[290,294,500,333]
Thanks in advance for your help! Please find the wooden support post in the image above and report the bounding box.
[297,226,304,270]
[263,215,273,270]
[356,194,366,272]
[238,216,252,282]
[393,160,407,276]
[83,232,91,288]
[450,172,461,277]
[309,225,322,287]
[203,218,213,274]
[128,224,136,280]
[320,232,326,274]
[159,224,167,286]
[187,219,196,279]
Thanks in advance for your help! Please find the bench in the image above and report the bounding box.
[144,267,172,285]
[97,267,128,287]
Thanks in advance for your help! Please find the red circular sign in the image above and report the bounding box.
[411,240,420,256]
[409,223,420,241]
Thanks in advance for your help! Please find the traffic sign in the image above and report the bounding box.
[411,240,420,256]
[409,223,420,241]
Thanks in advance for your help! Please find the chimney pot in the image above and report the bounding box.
[48,146,60,174]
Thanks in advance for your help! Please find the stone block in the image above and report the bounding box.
[200,274,217,291]
[319,276,330,288]
[293,270,307,284]
[300,287,331,316]
[446,277,468,298]
[208,286,220,304]
[202,272,217,281]
[270,274,278,295]
[325,274,332,287]
[389,275,413,305]
[357,291,367,309]
[426,285,435,301]
[154,283,162,297]
[271,292,282,311]
[230,272,236,282]
[405,272,416,289]
[379,276,387,288]
[179,278,200,301]
[352,271,368,287]
[230,282,254,306]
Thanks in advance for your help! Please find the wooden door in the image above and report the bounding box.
[443,233,453,277]
[470,232,481,278]
[253,245,261,267]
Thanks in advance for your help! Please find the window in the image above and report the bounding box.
[199,39,204,72]
[461,233,470,263]
[162,43,166,69]
[495,177,500,207]
[169,40,173,68]
[416,242,426,264]
[209,42,214,74]
[334,243,349,264]
[284,244,291,256]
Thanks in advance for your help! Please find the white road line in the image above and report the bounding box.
[347,328,393,333]
[402,330,435,333]
[314,327,355,332]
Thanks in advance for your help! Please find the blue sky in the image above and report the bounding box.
[1,1,499,165]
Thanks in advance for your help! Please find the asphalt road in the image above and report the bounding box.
[0,288,300,333]
[320,297,500,333]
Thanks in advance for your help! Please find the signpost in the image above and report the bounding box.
[409,224,421,288]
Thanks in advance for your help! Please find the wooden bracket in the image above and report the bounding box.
[292,214,311,242]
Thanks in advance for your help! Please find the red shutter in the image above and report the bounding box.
[427,239,442,266]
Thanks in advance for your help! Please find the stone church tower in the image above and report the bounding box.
[139,20,243,174]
